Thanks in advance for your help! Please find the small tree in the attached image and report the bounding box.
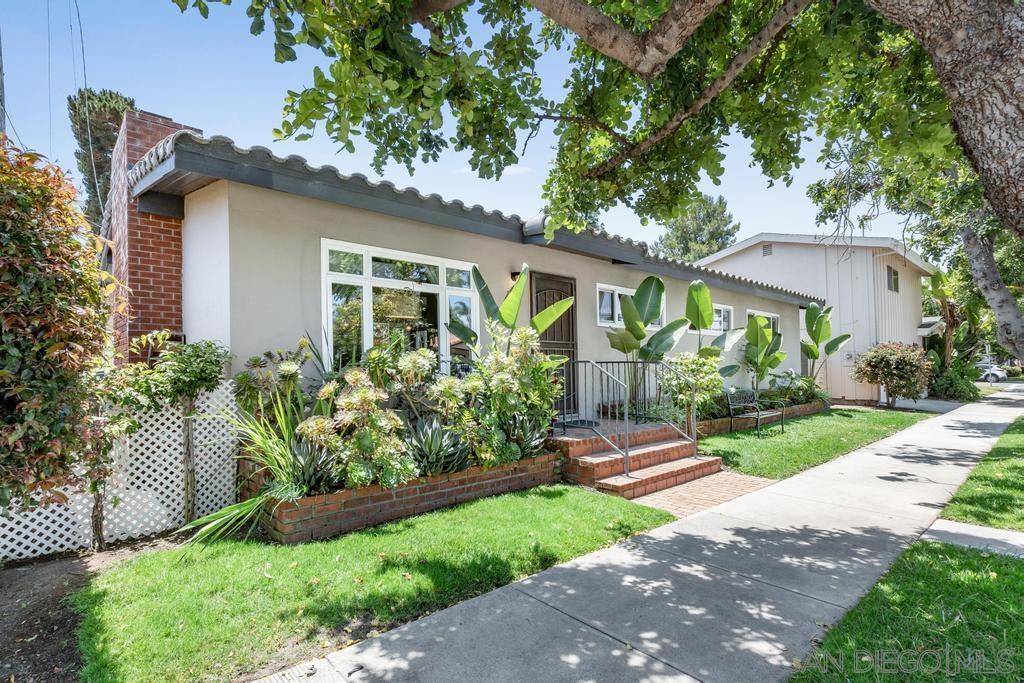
[662,353,722,443]
[852,343,933,408]
[1,136,115,510]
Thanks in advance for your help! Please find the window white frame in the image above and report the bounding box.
[595,283,664,328]
[688,303,734,334]
[320,238,479,371]
[746,308,780,333]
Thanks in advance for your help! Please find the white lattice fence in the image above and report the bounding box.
[0,381,238,562]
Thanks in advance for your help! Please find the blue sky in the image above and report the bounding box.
[4,1,905,244]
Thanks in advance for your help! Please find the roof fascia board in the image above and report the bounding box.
[144,146,524,243]
[136,191,184,219]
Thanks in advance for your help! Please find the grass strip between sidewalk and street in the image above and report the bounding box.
[942,416,1024,531]
[792,541,1024,682]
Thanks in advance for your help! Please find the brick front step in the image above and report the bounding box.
[546,423,682,459]
[595,457,722,499]
[562,439,696,486]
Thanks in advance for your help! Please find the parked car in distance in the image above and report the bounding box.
[976,363,1008,383]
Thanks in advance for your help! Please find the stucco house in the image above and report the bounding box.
[103,111,819,411]
[696,232,937,402]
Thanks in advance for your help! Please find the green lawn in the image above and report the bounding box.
[793,542,1024,682]
[942,416,1024,531]
[697,407,930,479]
[72,485,671,682]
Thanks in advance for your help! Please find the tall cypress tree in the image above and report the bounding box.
[67,88,135,230]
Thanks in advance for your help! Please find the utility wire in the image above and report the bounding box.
[47,0,53,156]
[68,0,78,91]
[72,0,103,216]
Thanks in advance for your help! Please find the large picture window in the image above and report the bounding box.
[322,240,479,372]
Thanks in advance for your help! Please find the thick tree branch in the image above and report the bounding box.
[409,0,468,23]
[410,0,727,79]
[586,0,813,178]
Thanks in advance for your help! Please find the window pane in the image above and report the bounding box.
[448,294,474,368]
[329,249,363,275]
[446,268,472,289]
[372,256,439,284]
[372,287,440,353]
[598,290,615,324]
[723,308,732,330]
[331,283,363,369]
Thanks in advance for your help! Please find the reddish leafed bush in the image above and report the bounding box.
[0,136,113,508]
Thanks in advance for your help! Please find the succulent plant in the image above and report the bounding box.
[406,416,469,475]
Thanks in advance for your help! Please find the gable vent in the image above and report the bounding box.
[762,244,773,256]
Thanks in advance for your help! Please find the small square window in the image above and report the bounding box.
[446,268,472,289]
[887,265,900,293]
[712,305,732,332]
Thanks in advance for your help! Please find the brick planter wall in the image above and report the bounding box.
[696,400,828,437]
[240,453,561,544]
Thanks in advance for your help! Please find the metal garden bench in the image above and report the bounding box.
[725,389,786,436]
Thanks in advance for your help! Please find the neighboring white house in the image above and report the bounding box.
[696,233,936,401]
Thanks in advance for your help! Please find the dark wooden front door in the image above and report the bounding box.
[531,272,577,417]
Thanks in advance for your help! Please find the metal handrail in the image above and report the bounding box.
[657,360,694,441]
[555,359,633,476]
[585,360,632,475]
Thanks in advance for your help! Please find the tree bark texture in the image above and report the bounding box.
[182,398,197,523]
[91,488,106,551]
[867,0,1024,239]
[960,223,1024,361]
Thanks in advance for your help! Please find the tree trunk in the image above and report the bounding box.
[182,397,197,523]
[960,224,1024,361]
[866,0,1024,239]
[91,487,106,551]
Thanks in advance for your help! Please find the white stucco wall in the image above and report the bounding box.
[181,181,231,347]
[701,240,928,401]
[178,181,805,387]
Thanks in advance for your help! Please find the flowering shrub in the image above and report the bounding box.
[330,367,418,488]
[435,324,563,466]
[853,343,933,408]
[1,137,115,508]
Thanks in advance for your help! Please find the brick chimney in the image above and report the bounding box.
[106,111,201,359]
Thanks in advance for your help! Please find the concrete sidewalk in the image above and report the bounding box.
[263,388,1023,683]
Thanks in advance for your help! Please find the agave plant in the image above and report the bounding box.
[447,263,575,351]
[406,415,470,475]
[511,415,550,459]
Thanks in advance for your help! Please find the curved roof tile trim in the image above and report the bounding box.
[118,131,820,304]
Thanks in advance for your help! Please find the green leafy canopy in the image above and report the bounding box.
[171,0,962,237]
